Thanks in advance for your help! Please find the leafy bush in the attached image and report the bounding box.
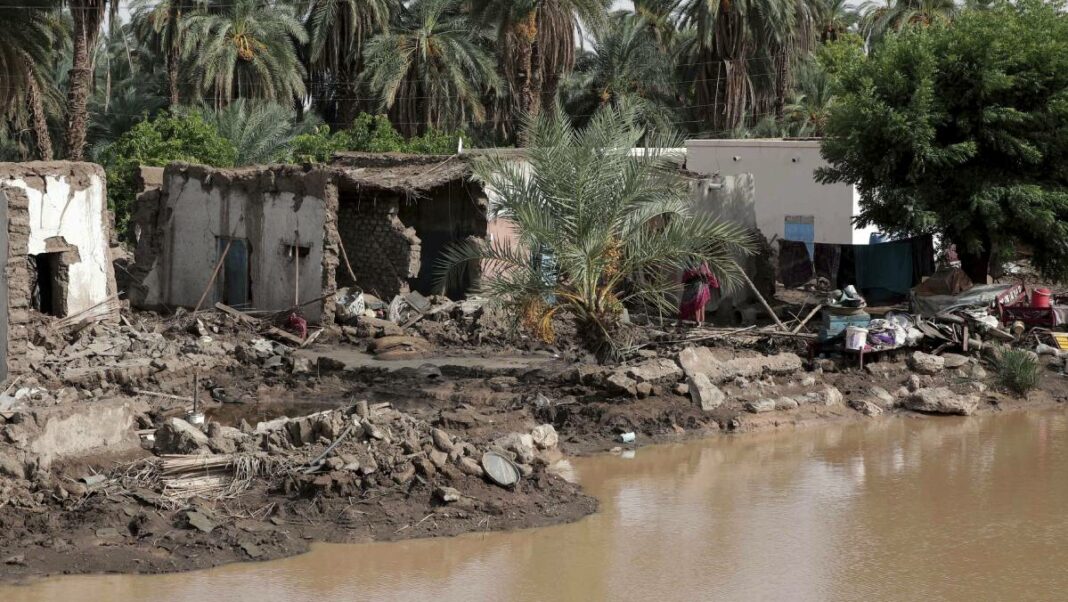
[100,112,237,237]
[287,113,461,163]
[994,348,1040,395]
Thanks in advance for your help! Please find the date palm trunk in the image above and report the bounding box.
[27,73,53,160]
[66,0,106,161]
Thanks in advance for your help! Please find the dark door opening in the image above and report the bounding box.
[31,252,67,316]
[217,238,251,307]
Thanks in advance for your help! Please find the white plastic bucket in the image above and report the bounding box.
[845,326,868,351]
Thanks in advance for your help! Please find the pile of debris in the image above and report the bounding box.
[126,401,562,506]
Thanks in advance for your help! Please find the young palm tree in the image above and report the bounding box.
[363,0,500,136]
[472,0,608,136]
[440,105,755,359]
[181,0,309,108]
[563,13,678,131]
[0,0,63,159]
[300,0,395,126]
[205,98,318,164]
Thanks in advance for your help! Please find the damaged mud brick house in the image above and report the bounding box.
[0,162,118,379]
[129,153,490,322]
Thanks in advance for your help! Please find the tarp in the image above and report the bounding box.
[910,283,1021,317]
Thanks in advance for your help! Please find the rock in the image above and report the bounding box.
[0,452,25,479]
[849,398,884,416]
[775,396,799,410]
[967,381,988,393]
[799,375,817,387]
[814,358,838,373]
[493,433,536,464]
[905,387,980,416]
[941,353,970,369]
[95,527,121,539]
[868,386,895,407]
[907,374,922,392]
[673,383,689,396]
[865,361,905,377]
[909,351,945,375]
[429,449,449,468]
[185,511,216,533]
[530,424,559,449]
[240,541,263,558]
[678,346,717,378]
[430,428,455,453]
[745,399,777,413]
[635,382,654,398]
[4,554,26,565]
[688,373,725,411]
[970,365,988,380]
[626,358,683,384]
[458,457,484,477]
[154,418,210,454]
[822,386,844,406]
[605,372,638,396]
[290,356,316,374]
[435,486,462,503]
[894,386,910,398]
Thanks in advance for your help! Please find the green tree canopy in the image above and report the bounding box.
[100,111,237,235]
[817,0,1068,282]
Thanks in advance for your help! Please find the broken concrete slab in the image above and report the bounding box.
[625,358,683,384]
[679,348,803,384]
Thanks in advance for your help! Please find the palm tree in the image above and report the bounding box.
[782,58,834,136]
[440,105,754,359]
[131,0,207,107]
[858,0,955,43]
[65,0,117,160]
[680,0,818,133]
[181,0,309,108]
[363,0,500,136]
[815,0,857,42]
[472,0,608,136]
[299,0,395,127]
[0,0,63,159]
[563,13,678,131]
[204,98,318,164]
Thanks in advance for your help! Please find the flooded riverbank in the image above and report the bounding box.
[6,408,1068,601]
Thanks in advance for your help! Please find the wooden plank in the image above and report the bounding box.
[214,302,260,325]
[267,327,305,346]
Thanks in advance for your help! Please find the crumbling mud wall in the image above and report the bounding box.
[336,193,420,299]
[132,164,334,323]
[0,162,117,378]
[398,180,489,298]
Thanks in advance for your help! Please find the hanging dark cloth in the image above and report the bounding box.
[778,240,814,288]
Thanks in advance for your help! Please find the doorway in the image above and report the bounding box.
[30,252,68,316]
[217,238,251,307]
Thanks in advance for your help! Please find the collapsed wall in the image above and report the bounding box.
[130,164,339,324]
[335,194,421,299]
[0,162,117,378]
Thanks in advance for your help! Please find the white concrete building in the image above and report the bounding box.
[686,139,877,246]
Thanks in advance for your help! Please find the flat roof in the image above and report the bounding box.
[687,139,822,149]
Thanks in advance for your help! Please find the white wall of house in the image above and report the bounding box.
[3,171,113,315]
[686,139,878,246]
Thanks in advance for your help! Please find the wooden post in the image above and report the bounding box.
[192,371,200,414]
[193,239,233,314]
[739,270,787,331]
[293,230,300,307]
[792,304,825,334]
[337,235,358,284]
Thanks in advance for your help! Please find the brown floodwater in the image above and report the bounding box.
[6,409,1068,601]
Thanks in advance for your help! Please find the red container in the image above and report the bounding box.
[1033,288,1052,308]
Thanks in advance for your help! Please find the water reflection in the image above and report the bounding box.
[5,410,1068,601]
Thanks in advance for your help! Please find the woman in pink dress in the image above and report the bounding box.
[679,261,719,325]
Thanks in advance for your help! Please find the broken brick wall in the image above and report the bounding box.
[336,192,420,300]
[397,180,488,298]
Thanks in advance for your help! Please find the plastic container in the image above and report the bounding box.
[845,326,869,351]
[1033,288,1052,308]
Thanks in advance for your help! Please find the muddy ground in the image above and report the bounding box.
[1,314,1067,584]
